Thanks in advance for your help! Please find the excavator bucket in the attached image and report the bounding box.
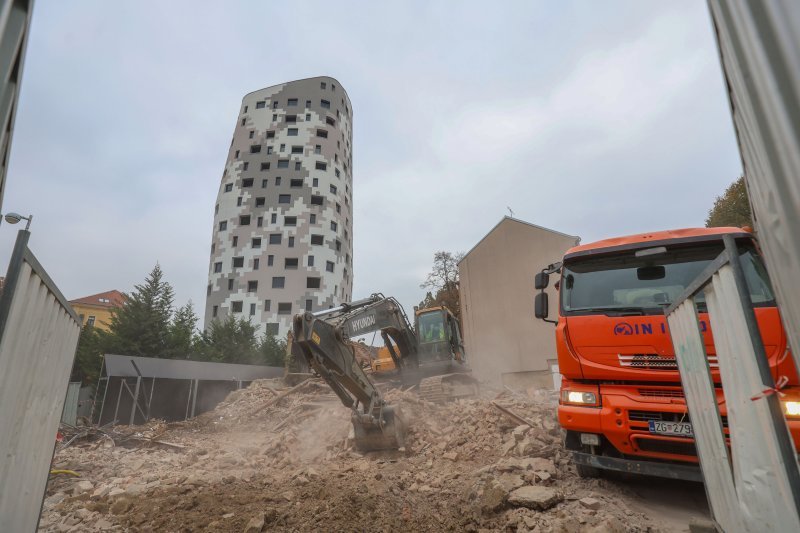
[351,405,406,452]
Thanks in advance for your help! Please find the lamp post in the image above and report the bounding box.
[0,212,33,230]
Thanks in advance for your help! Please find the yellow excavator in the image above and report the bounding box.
[292,294,477,451]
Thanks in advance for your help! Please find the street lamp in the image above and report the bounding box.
[0,212,33,230]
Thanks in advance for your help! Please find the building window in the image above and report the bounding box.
[256,101,265,109]
[316,129,328,138]
[214,262,222,273]
[252,237,261,248]
[261,177,268,186]
[219,221,227,231]
[336,240,341,251]
[242,178,253,187]
[267,146,274,155]
[311,195,324,206]
[279,143,285,152]
[269,234,282,245]
[313,178,319,187]
[233,257,244,268]
[266,131,275,139]
[291,145,303,154]
[250,303,256,316]
[248,131,254,139]
[288,128,298,136]
[278,194,291,204]
[306,113,311,121]
[232,236,238,247]
[278,303,292,315]
[235,150,240,158]
[336,202,341,213]
[311,234,324,245]
[307,277,321,289]
[330,184,337,194]
[326,116,335,126]
[335,168,341,178]
[243,161,249,170]
[321,99,330,109]
[268,255,274,266]
[288,98,298,106]
[237,197,242,207]
[239,215,251,225]
[271,213,277,224]
[264,300,271,311]
[224,183,233,193]
[241,118,246,126]
[290,178,303,188]
[254,258,260,270]
[320,82,327,89]
[288,236,295,247]
[326,261,335,273]
[308,255,315,267]
[256,197,265,207]
[257,216,263,227]
[275,177,282,186]
[250,145,261,154]
[305,100,311,108]
[248,280,258,292]
[306,299,313,312]
[272,113,277,121]
[285,258,299,269]
[330,221,338,232]
[273,100,279,109]
[286,114,297,123]
[314,145,321,154]
[211,243,215,253]
[278,160,289,168]
[213,305,218,318]
[261,162,270,171]
[310,213,316,223]
[316,161,327,171]
[285,216,297,226]
[272,277,285,289]
[232,301,243,313]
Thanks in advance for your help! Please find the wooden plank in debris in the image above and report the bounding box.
[253,378,314,415]
[491,401,538,428]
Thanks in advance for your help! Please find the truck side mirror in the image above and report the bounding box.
[534,292,549,319]
[535,272,549,290]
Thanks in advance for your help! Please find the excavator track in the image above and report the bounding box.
[418,373,479,403]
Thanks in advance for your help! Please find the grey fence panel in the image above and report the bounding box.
[61,382,81,426]
[669,299,739,531]
[708,0,800,372]
[0,230,81,533]
[666,237,800,531]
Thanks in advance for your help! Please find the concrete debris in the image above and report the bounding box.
[39,379,671,531]
[507,485,563,510]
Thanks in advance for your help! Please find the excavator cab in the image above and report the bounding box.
[415,307,465,365]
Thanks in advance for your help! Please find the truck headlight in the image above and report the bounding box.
[783,401,800,417]
[562,390,598,406]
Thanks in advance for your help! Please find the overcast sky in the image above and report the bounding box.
[0,1,742,324]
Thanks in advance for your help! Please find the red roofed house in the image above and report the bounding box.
[69,290,126,331]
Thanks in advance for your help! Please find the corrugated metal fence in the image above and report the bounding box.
[0,230,81,533]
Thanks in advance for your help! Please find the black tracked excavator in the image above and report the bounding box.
[292,293,477,451]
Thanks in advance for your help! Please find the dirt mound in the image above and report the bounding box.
[41,380,683,532]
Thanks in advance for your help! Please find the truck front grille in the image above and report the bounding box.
[638,388,684,399]
[618,354,719,370]
[628,410,728,428]
[635,438,697,457]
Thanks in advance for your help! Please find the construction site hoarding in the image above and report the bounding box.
[708,0,800,373]
[458,217,579,389]
[0,229,81,533]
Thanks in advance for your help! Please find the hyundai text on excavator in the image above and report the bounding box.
[292,294,476,451]
[534,227,800,481]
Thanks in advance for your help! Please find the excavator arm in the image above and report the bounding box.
[292,294,415,450]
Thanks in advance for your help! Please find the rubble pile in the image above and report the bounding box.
[41,380,674,532]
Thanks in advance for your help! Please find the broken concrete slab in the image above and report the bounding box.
[508,486,563,511]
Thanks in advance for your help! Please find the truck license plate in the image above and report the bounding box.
[648,420,693,437]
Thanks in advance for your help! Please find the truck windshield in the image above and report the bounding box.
[561,242,775,315]
[418,311,446,343]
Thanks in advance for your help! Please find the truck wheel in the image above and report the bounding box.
[576,463,602,479]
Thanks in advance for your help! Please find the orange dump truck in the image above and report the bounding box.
[534,227,800,481]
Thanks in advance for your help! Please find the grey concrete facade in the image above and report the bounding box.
[204,77,353,338]
[458,217,579,389]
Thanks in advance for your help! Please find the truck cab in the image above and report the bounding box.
[536,227,800,480]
